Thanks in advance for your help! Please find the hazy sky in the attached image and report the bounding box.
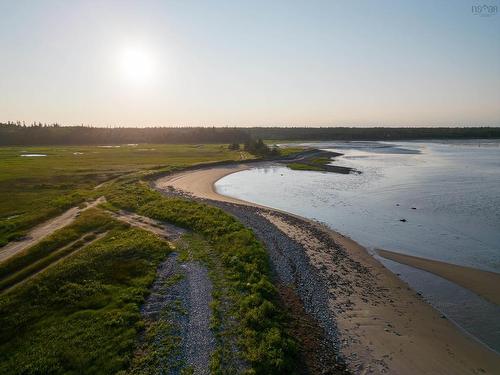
[1,0,499,127]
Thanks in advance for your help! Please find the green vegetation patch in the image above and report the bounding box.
[103,181,297,374]
[0,144,243,246]
[287,162,325,172]
[0,225,171,374]
[287,157,332,171]
[0,208,118,291]
[128,319,184,374]
[0,142,299,374]
[275,146,308,157]
[287,156,355,174]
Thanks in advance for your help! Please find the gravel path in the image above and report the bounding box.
[182,262,215,374]
[155,186,349,373]
[140,251,215,375]
[118,211,215,375]
[141,253,180,321]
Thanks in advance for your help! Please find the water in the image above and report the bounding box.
[215,140,500,351]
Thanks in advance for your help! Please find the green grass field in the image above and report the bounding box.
[0,144,247,246]
[0,209,117,292]
[0,144,297,374]
[0,221,172,374]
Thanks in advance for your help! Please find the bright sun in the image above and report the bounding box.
[117,46,156,85]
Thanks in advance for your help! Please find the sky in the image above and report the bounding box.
[0,0,499,127]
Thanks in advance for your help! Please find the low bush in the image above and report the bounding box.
[0,209,118,282]
[104,181,297,374]
[0,226,171,374]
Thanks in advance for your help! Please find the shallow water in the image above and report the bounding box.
[216,140,500,351]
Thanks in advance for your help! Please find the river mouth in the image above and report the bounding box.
[215,140,500,352]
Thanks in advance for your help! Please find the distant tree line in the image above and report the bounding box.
[0,123,251,145]
[0,122,499,146]
[248,127,500,141]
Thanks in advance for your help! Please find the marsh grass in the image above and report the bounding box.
[0,144,243,246]
[0,223,172,374]
[0,208,118,287]
[0,143,297,374]
[104,181,297,374]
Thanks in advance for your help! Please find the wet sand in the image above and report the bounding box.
[378,249,500,306]
[155,166,500,374]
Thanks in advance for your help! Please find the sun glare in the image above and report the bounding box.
[117,45,156,85]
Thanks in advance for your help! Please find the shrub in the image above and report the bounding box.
[105,181,297,373]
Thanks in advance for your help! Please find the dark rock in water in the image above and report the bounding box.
[399,219,407,222]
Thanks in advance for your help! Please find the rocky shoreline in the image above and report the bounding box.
[156,186,354,374]
[154,166,500,374]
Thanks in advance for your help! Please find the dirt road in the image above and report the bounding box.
[0,197,106,263]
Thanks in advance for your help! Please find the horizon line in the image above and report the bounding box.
[2,122,499,129]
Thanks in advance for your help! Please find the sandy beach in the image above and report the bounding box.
[378,249,500,306]
[160,165,253,205]
[155,165,500,374]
